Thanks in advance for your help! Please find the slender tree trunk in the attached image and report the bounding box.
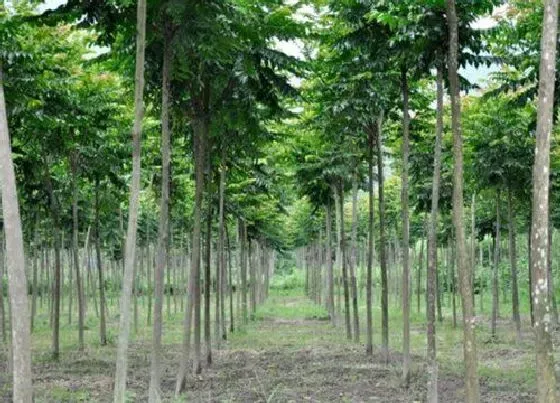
[0,242,6,344]
[428,70,444,398]
[471,194,476,312]
[71,152,85,351]
[148,24,172,402]
[366,123,375,355]
[44,163,62,361]
[417,230,424,315]
[531,1,559,399]
[377,114,389,363]
[339,181,352,340]
[446,1,480,400]
[95,181,107,346]
[507,187,521,341]
[204,205,212,365]
[113,0,147,398]
[547,223,558,327]
[492,190,500,339]
[218,147,227,340]
[528,228,534,326]
[326,203,335,323]
[226,224,234,333]
[0,62,33,402]
[31,219,39,332]
[191,109,209,374]
[240,219,248,324]
[350,170,360,342]
[401,67,411,385]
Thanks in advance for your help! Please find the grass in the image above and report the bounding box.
[0,269,552,401]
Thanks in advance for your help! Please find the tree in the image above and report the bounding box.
[113,0,147,399]
[0,51,33,403]
[446,0,480,401]
[530,0,559,401]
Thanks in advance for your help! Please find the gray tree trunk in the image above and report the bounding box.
[366,123,375,355]
[113,0,147,398]
[148,23,172,402]
[71,152,85,351]
[0,62,33,402]
[350,170,360,342]
[446,0,480,400]
[530,0,559,400]
[376,114,389,363]
[507,187,521,341]
[401,68,411,385]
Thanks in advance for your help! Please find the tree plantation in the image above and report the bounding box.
[2,0,560,402]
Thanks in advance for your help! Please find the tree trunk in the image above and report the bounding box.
[218,147,227,340]
[240,219,248,324]
[377,114,389,363]
[0,241,6,344]
[471,194,476,312]
[350,170,360,342]
[366,123,375,354]
[71,152,85,351]
[531,1,559,399]
[226,224,234,333]
[95,181,107,346]
[0,62,33,402]
[326,203,335,322]
[148,24,172,402]
[44,163,62,361]
[339,181,352,341]
[446,0,480,400]
[31,219,39,332]
[547,223,558,327]
[528,228,534,326]
[417,230,424,315]
[204,204,212,365]
[113,0,147,398]
[492,190,500,339]
[401,67,411,385]
[507,187,521,340]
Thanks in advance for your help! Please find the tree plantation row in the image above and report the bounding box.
[1,0,560,402]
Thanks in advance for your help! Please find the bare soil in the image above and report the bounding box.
[0,296,539,402]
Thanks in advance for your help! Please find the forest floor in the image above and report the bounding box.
[0,289,550,402]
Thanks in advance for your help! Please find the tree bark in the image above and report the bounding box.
[531,0,559,400]
[71,152,85,351]
[95,181,107,346]
[326,203,335,322]
[44,163,62,361]
[350,170,360,342]
[218,147,227,340]
[339,180,352,340]
[547,222,558,327]
[446,0,480,400]
[366,124,375,354]
[492,190,500,339]
[240,219,248,324]
[0,62,33,402]
[31,218,39,332]
[204,204,212,365]
[377,114,389,363]
[113,0,147,398]
[149,23,172,402]
[401,67,411,385]
[507,187,521,341]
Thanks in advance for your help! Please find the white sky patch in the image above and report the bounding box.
[472,4,509,29]
[38,0,67,13]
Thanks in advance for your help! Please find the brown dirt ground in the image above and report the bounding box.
[0,314,538,402]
